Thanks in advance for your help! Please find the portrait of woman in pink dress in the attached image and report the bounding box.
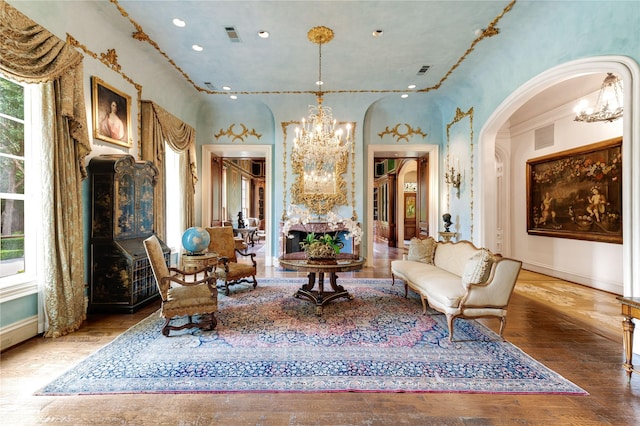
[92,77,131,146]
[100,100,125,141]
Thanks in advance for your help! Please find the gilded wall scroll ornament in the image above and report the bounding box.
[378,123,427,143]
[214,124,262,143]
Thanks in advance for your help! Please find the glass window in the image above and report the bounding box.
[0,77,26,280]
[0,75,40,297]
[241,176,249,218]
[164,144,182,256]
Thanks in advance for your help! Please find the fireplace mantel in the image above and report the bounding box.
[281,222,359,256]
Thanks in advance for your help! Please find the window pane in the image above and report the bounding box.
[0,156,25,194]
[0,198,25,278]
[0,77,24,120]
[0,115,25,157]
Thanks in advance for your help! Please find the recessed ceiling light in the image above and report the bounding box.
[230,95,238,100]
[192,44,204,52]
[372,29,384,37]
[222,86,231,91]
[401,93,409,99]
[258,31,270,38]
[172,18,186,28]
[316,80,324,86]
[407,84,416,89]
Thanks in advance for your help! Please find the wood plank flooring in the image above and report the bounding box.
[1,242,639,425]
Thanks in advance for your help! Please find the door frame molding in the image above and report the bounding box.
[366,144,439,267]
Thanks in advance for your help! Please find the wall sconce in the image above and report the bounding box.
[445,166,462,198]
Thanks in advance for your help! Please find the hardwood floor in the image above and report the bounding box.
[2,242,639,425]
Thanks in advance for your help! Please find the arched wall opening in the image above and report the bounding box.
[477,56,639,297]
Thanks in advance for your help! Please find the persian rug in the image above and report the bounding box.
[37,278,587,395]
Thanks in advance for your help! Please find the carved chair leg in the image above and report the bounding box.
[161,318,172,337]
[252,276,257,289]
[224,281,231,296]
[447,315,455,342]
[499,316,507,340]
[392,274,395,286]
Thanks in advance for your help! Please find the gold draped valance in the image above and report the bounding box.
[0,0,90,176]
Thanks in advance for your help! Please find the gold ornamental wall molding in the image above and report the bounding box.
[214,124,262,143]
[108,0,516,97]
[66,34,143,157]
[378,123,427,143]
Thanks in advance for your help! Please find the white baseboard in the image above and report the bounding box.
[0,315,38,352]
[523,262,623,295]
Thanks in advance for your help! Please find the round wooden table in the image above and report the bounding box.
[278,253,365,315]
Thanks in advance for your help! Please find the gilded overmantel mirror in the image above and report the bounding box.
[290,148,348,214]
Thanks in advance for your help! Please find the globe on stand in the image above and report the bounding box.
[181,227,210,255]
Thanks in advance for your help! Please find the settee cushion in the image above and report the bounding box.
[461,249,496,286]
[406,237,437,264]
[433,241,480,276]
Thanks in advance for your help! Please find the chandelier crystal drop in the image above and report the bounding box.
[292,26,352,177]
[574,73,624,123]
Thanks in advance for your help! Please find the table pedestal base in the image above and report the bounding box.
[294,272,353,315]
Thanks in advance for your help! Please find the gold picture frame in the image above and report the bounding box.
[91,76,132,148]
[526,137,622,244]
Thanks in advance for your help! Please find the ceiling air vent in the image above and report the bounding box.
[416,65,431,76]
[224,26,241,43]
[534,124,554,150]
[204,82,216,90]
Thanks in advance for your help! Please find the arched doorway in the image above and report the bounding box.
[478,56,639,297]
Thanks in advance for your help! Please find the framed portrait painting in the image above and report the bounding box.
[526,137,622,244]
[91,77,132,148]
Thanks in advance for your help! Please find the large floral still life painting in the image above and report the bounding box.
[526,137,622,244]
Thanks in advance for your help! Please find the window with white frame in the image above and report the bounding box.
[164,143,182,257]
[0,75,40,296]
[241,175,250,218]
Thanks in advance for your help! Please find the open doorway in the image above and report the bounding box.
[366,144,439,267]
[201,144,273,267]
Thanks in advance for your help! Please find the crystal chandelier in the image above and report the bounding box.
[574,73,623,123]
[292,26,352,179]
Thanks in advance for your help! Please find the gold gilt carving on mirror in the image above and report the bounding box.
[290,144,348,215]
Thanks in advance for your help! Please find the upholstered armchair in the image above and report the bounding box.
[206,226,258,295]
[143,235,218,336]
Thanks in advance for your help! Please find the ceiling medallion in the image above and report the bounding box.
[307,26,334,45]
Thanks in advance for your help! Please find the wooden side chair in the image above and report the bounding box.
[143,235,218,336]
[206,226,258,295]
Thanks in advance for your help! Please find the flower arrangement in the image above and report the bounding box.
[282,204,362,259]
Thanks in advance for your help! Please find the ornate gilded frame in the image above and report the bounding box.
[91,76,133,148]
[290,145,348,215]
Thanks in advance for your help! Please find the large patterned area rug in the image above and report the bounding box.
[38,278,587,395]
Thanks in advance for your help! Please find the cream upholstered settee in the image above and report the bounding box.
[391,238,522,341]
